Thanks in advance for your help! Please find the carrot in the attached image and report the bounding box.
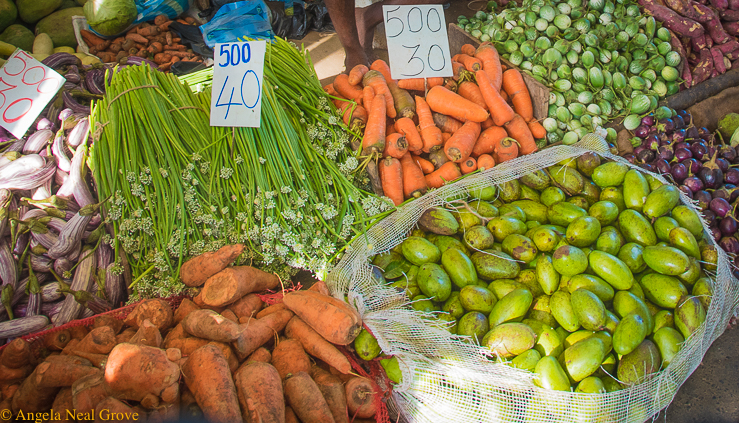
[399,152,428,199]
[180,244,244,287]
[80,30,106,48]
[504,114,537,155]
[370,59,394,83]
[228,294,263,319]
[476,43,503,92]
[245,347,272,364]
[415,96,443,153]
[477,154,496,170]
[460,157,477,174]
[285,406,300,423]
[387,82,415,119]
[528,120,547,139]
[425,161,461,188]
[336,101,368,129]
[494,137,520,163]
[413,156,435,174]
[308,280,330,295]
[433,113,464,134]
[379,156,404,206]
[255,302,287,319]
[442,132,452,142]
[74,326,116,354]
[361,94,386,155]
[461,44,477,56]
[386,118,396,136]
[116,328,137,344]
[333,74,364,102]
[502,69,533,121]
[451,61,468,81]
[44,330,72,351]
[481,117,495,130]
[361,86,375,113]
[285,374,338,423]
[472,125,508,157]
[11,364,60,412]
[129,319,163,348]
[284,317,352,375]
[154,14,169,25]
[125,33,148,44]
[233,309,294,360]
[310,367,349,423]
[181,309,244,343]
[1,339,30,369]
[345,377,377,419]
[457,54,483,72]
[457,81,488,111]
[199,265,279,307]
[33,356,98,388]
[429,148,449,170]
[138,25,160,37]
[69,326,90,340]
[476,70,515,126]
[362,71,396,118]
[395,117,423,153]
[425,86,489,123]
[324,84,339,96]
[182,345,241,423]
[384,133,409,159]
[348,64,369,85]
[397,77,444,91]
[234,361,284,423]
[123,298,174,331]
[443,78,459,92]
[282,290,362,346]
[444,121,482,162]
[271,338,312,380]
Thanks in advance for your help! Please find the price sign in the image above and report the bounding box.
[0,50,65,138]
[383,5,453,80]
[210,40,266,127]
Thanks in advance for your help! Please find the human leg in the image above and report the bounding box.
[324,0,369,70]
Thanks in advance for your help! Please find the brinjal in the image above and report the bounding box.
[678,185,694,199]
[710,226,722,242]
[685,159,701,174]
[658,146,674,161]
[719,236,739,253]
[710,197,732,217]
[720,146,737,162]
[655,159,670,174]
[703,209,717,226]
[726,168,739,185]
[659,118,675,134]
[635,125,650,139]
[691,142,708,161]
[637,148,656,163]
[671,163,688,183]
[699,153,725,189]
[720,215,738,236]
[683,176,705,193]
[672,115,686,130]
[672,129,686,144]
[675,148,693,162]
[642,116,655,126]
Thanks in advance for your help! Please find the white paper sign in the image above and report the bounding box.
[383,5,453,80]
[210,41,266,127]
[0,50,65,138]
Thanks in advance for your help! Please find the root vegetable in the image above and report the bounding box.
[180,244,244,287]
[198,266,280,307]
[228,294,263,319]
[34,356,99,388]
[222,309,238,322]
[129,319,163,348]
[45,330,72,351]
[234,361,285,423]
[51,389,73,422]
[13,366,63,412]
[104,343,180,405]
[1,339,30,369]
[282,290,362,346]
[310,367,349,423]
[167,337,210,356]
[75,326,116,354]
[124,299,173,331]
[283,371,336,423]
[271,338,311,379]
[174,298,201,324]
[93,397,142,423]
[71,372,109,414]
[285,406,299,423]
[639,1,705,38]
[182,345,241,423]
[256,302,287,319]
[93,315,124,334]
[116,327,136,344]
[345,377,377,419]
[181,309,244,343]
[245,347,272,364]
[232,309,294,360]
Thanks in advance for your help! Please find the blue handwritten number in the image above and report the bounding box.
[219,44,230,67]
[242,43,251,64]
[241,70,260,109]
[231,44,240,66]
[215,76,241,118]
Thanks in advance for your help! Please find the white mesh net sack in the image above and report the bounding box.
[327,133,739,423]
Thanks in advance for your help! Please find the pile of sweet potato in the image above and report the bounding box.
[0,244,381,423]
[80,15,204,72]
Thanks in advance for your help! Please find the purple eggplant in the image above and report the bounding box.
[691,142,708,161]
[686,126,700,140]
[699,152,725,189]
[672,129,686,144]
[659,118,675,134]
[684,176,705,193]
[720,215,738,236]
[655,159,671,174]
[698,127,711,140]
[677,110,691,122]
[658,146,675,161]
[635,125,650,139]
[703,209,717,225]
[638,162,654,172]
[726,168,739,185]
[642,116,656,126]
[710,197,732,217]
[637,148,656,163]
[678,185,694,199]
[720,146,737,162]
[645,135,660,150]
[720,236,739,253]
[685,158,701,174]
[675,148,693,162]
[672,115,686,130]
[711,226,723,242]
[623,153,636,163]
[671,163,688,183]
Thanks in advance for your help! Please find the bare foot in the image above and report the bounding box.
[344,48,369,74]
[355,4,383,65]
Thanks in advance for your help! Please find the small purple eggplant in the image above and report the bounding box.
[703,209,717,225]
[655,159,671,175]
[720,236,739,253]
[635,125,650,139]
[671,163,688,183]
[675,148,693,162]
[720,215,738,236]
[710,197,732,217]
[683,176,705,193]
[641,115,656,126]
[686,126,700,140]
[726,168,739,185]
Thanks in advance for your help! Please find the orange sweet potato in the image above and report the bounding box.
[232,309,294,360]
[174,298,201,324]
[284,371,336,423]
[180,244,245,287]
[129,319,163,348]
[256,302,287,319]
[285,316,352,374]
[75,326,117,354]
[234,361,285,423]
[124,298,173,330]
[345,377,377,419]
[227,294,263,319]
[182,345,242,423]
[271,338,311,380]
[181,309,244,343]
[104,343,180,407]
[197,266,280,307]
[282,291,362,345]
[245,347,272,364]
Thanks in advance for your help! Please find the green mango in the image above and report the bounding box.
[618,243,646,273]
[653,326,684,367]
[511,349,542,372]
[411,295,435,312]
[669,227,701,259]
[581,180,602,207]
[380,356,403,383]
[643,185,680,219]
[441,248,478,288]
[617,340,661,385]
[488,279,526,300]
[354,328,382,360]
[629,279,647,300]
[499,204,527,221]
[588,250,634,290]
[595,226,624,256]
[469,200,500,218]
[642,245,691,276]
[622,169,651,215]
[372,251,412,280]
[568,196,590,210]
[602,376,623,392]
[528,295,559,328]
[550,290,580,332]
[434,235,470,256]
[411,228,426,238]
[472,251,521,280]
[604,310,620,334]
[442,292,466,319]
[459,285,497,315]
[576,376,606,393]
[499,180,522,202]
[464,226,497,251]
[588,201,620,226]
[700,241,719,272]
[654,217,680,242]
[541,187,566,206]
[612,312,647,355]
[548,165,586,196]
[502,234,538,263]
[534,356,571,391]
[561,337,606,382]
[566,216,601,247]
[515,269,544,297]
[692,277,713,311]
[576,152,602,178]
[567,274,614,302]
[470,185,497,201]
[511,200,549,223]
[487,216,528,242]
[418,208,460,235]
[458,311,490,342]
[482,322,537,358]
[678,256,701,286]
[674,295,706,339]
[436,313,457,333]
[489,288,534,327]
[618,209,657,247]
[552,245,588,276]
[417,263,452,302]
[520,170,551,190]
[455,209,482,233]
[548,202,587,226]
[593,330,613,354]
[555,326,568,342]
[671,205,704,240]
[401,237,441,265]
[388,276,421,299]
[653,310,674,334]
[599,187,626,212]
[536,254,560,295]
[563,330,595,349]
[571,288,607,331]
[645,300,662,317]
[591,162,629,187]
[531,227,561,252]
[613,291,654,333]
[520,185,541,202]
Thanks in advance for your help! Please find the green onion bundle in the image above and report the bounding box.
[91,39,392,299]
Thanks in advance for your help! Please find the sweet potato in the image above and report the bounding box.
[180,386,204,421]
[71,372,109,413]
[245,347,272,364]
[124,299,173,330]
[167,337,210,356]
[93,315,124,334]
[234,361,285,423]
[182,345,242,423]
[285,406,299,423]
[116,327,137,344]
[282,290,362,345]
[724,7,739,19]
[310,367,349,423]
[154,14,169,25]
[0,339,30,369]
[13,366,64,412]
[284,371,336,423]
[129,319,163,348]
[221,309,238,323]
[45,329,73,351]
[192,294,226,313]
[285,316,352,374]
[70,350,108,369]
[50,389,73,423]
[724,20,739,35]
[711,47,729,73]
[173,298,200,324]
[692,49,715,85]
[0,363,33,382]
[105,343,180,406]
[62,339,81,356]
[198,266,280,307]
[34,356,99,388]
[232,309,294,360]
[69,325,90,340]
[271,338,311,380]
[308,281,331,296]
[180,244,245,287]
[707,17,732,44]
[181,309,243,343]
[75,326,117,354]
[345,377,377,419]
[639,1,705,38]
[228,294,263,318]
[208,341,240,373]
[256,302,287,319]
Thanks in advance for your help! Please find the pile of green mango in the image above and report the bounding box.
[372,153,718,394]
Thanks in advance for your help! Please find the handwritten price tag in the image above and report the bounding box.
[210,41,266,127]
[0,50,65,138]
[383,5,453,80]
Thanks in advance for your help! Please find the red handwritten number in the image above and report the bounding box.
[3,98,32,123]
[0,77,17,110]
[2,55,27,77]
[22,66,45,85]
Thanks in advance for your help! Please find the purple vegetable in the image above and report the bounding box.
[672,129,686,144]
[684,176,705,193]
[716,158,730,173]
[658,146,675,161]
[677,110,691,122]
[671,162,689,182]
[641,115,656,126]
[686,126,700,140]
[720,146,737,162]
[637,149,656,163]
[710,197,732,217]
[623,153,636,163]
[720,236,739,253]
[659,118,675,134]
[691,142,708,161]
[703,209,717,226]
[710,226,723,242]
[655,159,671,174]
[685,158,701,174]
[720,215,738,236]
[645,135,660,150]
[635,125,650,139]
[725,168,739,185]
[698,127,711,140]
[678,185,694,199]
[675,147,693,162]
[672,115,686,130]
[675,141,690,150]
[638,162,654,172]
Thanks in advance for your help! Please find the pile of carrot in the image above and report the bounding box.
[1,245,382,423]
[80,15,204,72]
[324,43,546,206]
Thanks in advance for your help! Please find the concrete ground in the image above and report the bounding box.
[292,2,739,421]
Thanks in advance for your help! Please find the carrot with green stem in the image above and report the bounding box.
[433,113,464,134]
[494,137,520,163]
[399,152,428,199]
[334,74,364,102]
[361,94,387,156]
[476,70,514,126]
[362,70,396,118]
[451,62,469,82]
[504,114,537,155]
[384,133,409,159]
[395,117,423,153]
[413,156,435,174]
[457,54,483,72]
[502,69,533,122]
[380,156,404,206]
[425,86,489,123]
[335,101,368,130]
[324,84,338,97]
[475,43,503,92]
[477,154,496,170]
[425,162,461,188]
[471,125,507,157]
[415,96,443,153]
[444,121,482,162]
[348,64,369,85]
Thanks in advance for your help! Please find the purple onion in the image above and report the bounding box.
[686,158,701,174]
[672,129,686,144]
[710,197,732,217]
[672,115,686,130]
[711,226,723,242]
[635,125,650,139]
[678,185,694,199]
[675,148,693,162]
[655,159,671,174]
[658,146,675,161]
[671,163,688,183]
[720,236,739,253]
[641,116,656,126]
[703,209,718,225]
[686,127,700,140]
[684,176,705,193]
[725,168,739,185]
[720,216,738,236]
[691,142,708,161]
[660,118,675,134]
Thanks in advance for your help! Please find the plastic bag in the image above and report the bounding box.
[267,0,308,39]
[306,0,333,32]
[134,0,191,24]
[199,0,274,48]
[169,21,214,57]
